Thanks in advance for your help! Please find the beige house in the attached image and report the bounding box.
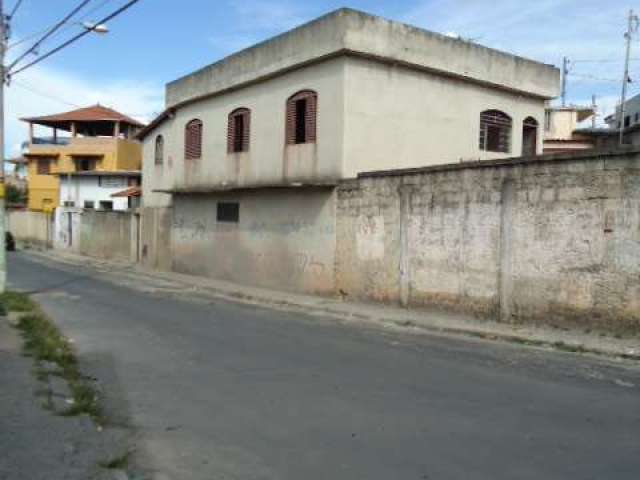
[542,106,596,153]
[138,8,560,293]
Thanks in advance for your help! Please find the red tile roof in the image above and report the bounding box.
[21,104,145,128]
[111,186,141,198]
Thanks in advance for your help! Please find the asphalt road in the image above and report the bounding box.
[7,252,640,480]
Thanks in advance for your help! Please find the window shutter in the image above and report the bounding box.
[227,108,251,153]
[227,113,236,153]
[285,97,297,145]
[285,90,318,145]
[185,120,202,159]
[306,92,317,143]
[242,110,251,152]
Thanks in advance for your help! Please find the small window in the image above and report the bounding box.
[624,115,631,128]
[635,113,639,123]
[37,159,51,175]
[155,135,164,165]
[99,201,113,211]
[479,110,512,153]
[84,200,95,209]
[217,202,239,223]
[185,119,203,160]
[286,90,317,145]
[544,110,551,131]
[227,108,251,153]
[76,158,96,171]
[63,201,75,207]
[522,117,539,157]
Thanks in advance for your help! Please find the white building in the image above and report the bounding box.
[59,171,141,211]
[606,93,640,130]
[137,8,560,293]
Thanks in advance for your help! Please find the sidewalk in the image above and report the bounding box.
[23,249,640,361]
[0,309,127,480]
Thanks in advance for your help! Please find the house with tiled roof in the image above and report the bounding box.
[20,104,145,212]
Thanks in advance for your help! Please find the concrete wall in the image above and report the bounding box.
[6,209,52,248]
[143,57,345,207]
[140,206,172,271]
[336,150,640,334]
[78,210,133,260]
[171,188,336,294]
[343,56,545,176]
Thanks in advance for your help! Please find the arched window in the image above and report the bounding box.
[227,108,251,153]
[286,90,317,145]
[154,135,164,165]
[522,116,539,157]
[479,110,512,153]
[185,119,203,160]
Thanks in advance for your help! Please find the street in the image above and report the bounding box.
[6,251,640,480]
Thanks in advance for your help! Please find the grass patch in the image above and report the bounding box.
[99,451,131,470]
[10,295,105,425]
[552,341,588,354]
[0,291,36,313]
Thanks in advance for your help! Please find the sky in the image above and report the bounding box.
[4,0,638,156]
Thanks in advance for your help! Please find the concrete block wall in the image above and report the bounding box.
[170,188,337,294]
[336,150,640,333]
[78,211,133,261]
[140,206,173,271]
[6,209,52,248]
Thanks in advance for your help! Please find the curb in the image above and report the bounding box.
[20,250,640,363]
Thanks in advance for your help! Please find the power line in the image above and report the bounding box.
[6,0,92,72]
[8,0,114,50]
[9,0,142,77]
[571,58,640,64]
[10,78,82,108]
[8,0,25,18]
[568,72,620,82]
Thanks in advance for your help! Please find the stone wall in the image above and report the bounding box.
[336,149,640,333]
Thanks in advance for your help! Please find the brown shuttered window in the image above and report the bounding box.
[185,119,203,160]
[286,90,317,145]
[155,135,164,165]
[227,108,251,153]
[37,158,51,175]
[479,110,512,153]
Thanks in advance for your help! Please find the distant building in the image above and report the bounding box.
[137,8,560,293]
[5,157,28,189]
[605,93,640,130]
[59,171,141,211]
[20,105,144,211]
[543,106,596,153]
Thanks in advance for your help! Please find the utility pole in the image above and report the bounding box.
[592,94,597,128]
[561,56,569,107]
[619,9,639,145]
[0,0,7,294]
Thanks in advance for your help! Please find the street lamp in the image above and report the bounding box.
[80,22,109,34]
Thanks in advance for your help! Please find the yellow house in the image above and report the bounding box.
[21,105,145,211]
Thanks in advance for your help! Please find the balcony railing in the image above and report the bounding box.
[29,137,71,146]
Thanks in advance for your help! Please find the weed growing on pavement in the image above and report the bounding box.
[8,292,106,425]
[0,291,36,312]
[99,450,132,470]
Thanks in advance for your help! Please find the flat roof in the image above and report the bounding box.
[166,8,559,107]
